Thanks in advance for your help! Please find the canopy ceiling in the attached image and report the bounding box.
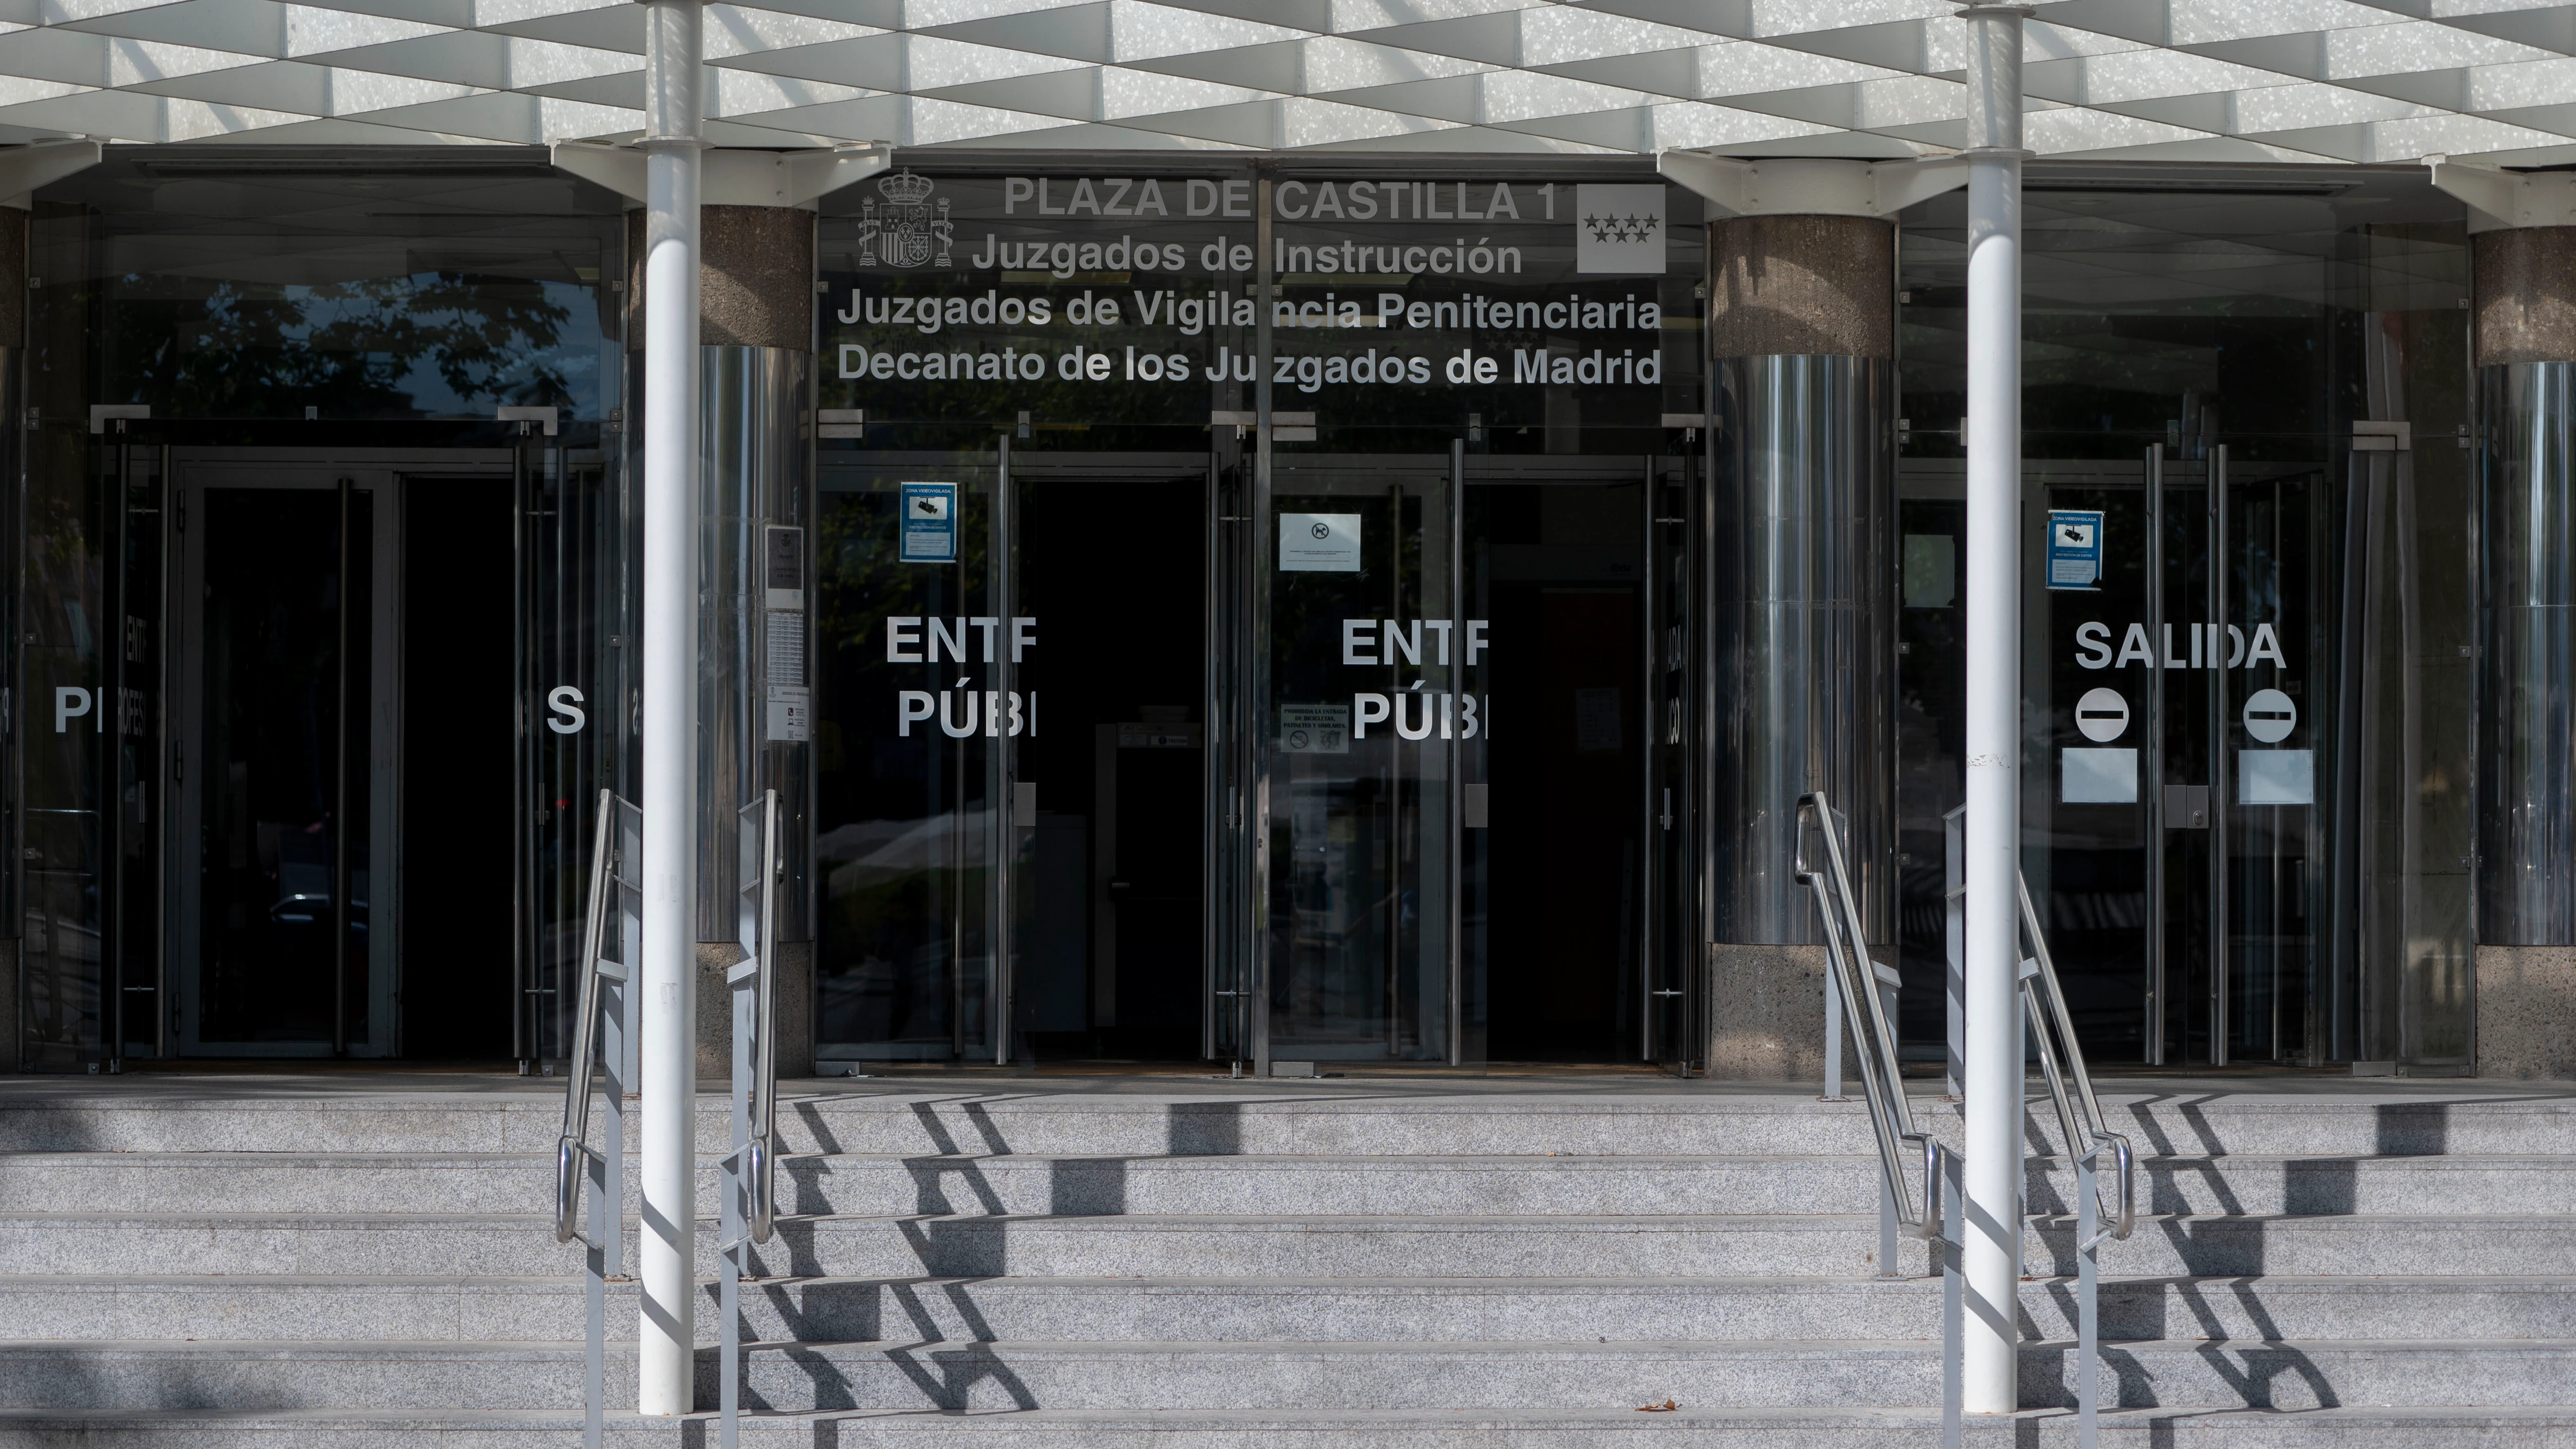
[0,0,2567,165]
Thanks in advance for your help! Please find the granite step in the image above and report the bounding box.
[15,1088,2574,1161]
[0,1210,1918,1279]
[0,1275,1943,1345]
[705,1273,2576,1348]
[5,1404,2570,1449]
[0,1341,612,1412]
[0,1151,1912,1217]
[48,1333,2467,1415]
[2041,1100,2576,1160]
[738,1212,1924,1280]
[28,1207,2576,1282]
[2039,1212,2576,1277]
[707,1338,1930,1413]
[699,1336,2576,1414]
[2019,1337,2576,1410]
[2028,1153,2576,1217]
[0,1214,584,1278]
[30,1146,2567,1219]
[0,1337,1951,1414]
[0,1093,1901,1158]
[12,1272,2570,1346]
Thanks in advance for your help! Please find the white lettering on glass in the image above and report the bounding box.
[546,685,586,733]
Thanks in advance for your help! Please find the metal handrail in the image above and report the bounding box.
[2013,870,2132,1449]
[551,787,633,1449]
[2016,874,2135,1241]
[2071,1128,2129,1449]
[745,788,781,1244]
[554,789,619,1244]
[720,789,783,1449]
[1795,792,1939,1240]
[1797,791,1966,1449]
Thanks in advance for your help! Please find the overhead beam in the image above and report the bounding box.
[1655,151,1970,217]
[2428,154,2576,233]
[553,140,893,209]
[0,139,102,207]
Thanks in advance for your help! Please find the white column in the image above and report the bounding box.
[636,0,704,1418]
[1958,1,2026,1418]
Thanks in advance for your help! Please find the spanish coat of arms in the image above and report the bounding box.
[857,171,953,268]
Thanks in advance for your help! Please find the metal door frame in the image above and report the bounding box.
[89,439,168,1068]
[2144,443,2261,1067]
[1645,446,1700,1071]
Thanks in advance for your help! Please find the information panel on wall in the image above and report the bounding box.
[818,165,1703,445]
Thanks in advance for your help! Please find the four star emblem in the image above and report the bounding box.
[1581,212,1660,244]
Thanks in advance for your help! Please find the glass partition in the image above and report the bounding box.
[1264,459,1467,1065]
[15,149,625,1068]
[16,420,106,1069]
[812,160,1698,1069]
[812,447,1010,1064]
[811,440,1216,1068]
[1260,163,1693,1068]
[1897,169,2473,1069]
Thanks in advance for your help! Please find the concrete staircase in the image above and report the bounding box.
[0,1077,2573,1444]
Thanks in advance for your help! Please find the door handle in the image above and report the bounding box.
[2163,784,2210,829]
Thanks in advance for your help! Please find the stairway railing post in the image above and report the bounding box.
[1943,1142,1966,1449]
[721,954,752,1447]
[2077,1140,2100,1447]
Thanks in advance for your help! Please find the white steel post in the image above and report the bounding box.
[636,0,705,1418]
[1959,2,2028,1418]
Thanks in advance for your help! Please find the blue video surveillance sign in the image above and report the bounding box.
[2046,509,2103,591]
[900,481,958,563]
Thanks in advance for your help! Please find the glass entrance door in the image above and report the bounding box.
[170,468,393,1056]
[812,449,1012,1065]
[1468,461,1658,1065]
[1252,449,1661,1072]
[168,458,524,1058]
[518,437,625,1068]
[1262,452,1473,1068]
[2033,444,2327,1066]
[813,445,1213,1068]
[18,441,167,1069]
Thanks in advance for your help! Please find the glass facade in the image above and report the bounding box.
[1895,166,2476,1070]
[810,161,1700,1068]
[13,149,629,1068]
[0,147,2504,1077]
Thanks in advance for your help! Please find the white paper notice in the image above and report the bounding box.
[765,610,806,683]
[1278,703,1351,754]
[766,685,811,743]
[1280,513,1362,572]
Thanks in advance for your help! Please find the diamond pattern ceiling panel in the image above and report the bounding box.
[0,0,2561,160]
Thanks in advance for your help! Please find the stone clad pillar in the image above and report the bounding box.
[628,197,818,1081]
[2469,222,2576,1078]
[1698,213,1897,1081]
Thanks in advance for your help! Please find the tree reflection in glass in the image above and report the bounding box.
[112,271,590,419]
